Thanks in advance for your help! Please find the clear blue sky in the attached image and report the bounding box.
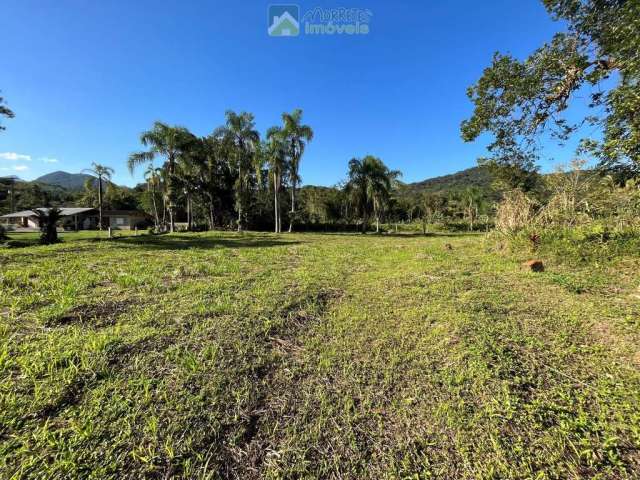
[1,0,575,187]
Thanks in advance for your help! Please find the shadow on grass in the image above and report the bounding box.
[309,231,483,239]
[381,232,485,238]
[94,233,302,251]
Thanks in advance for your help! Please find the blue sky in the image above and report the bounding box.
[1,0,579,187]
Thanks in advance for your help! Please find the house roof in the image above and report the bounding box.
[0,207,97,218]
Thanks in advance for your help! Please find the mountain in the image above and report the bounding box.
[35,171,95,190]
[401,166,493,196]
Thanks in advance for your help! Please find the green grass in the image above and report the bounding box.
[3,230,139,248]
[1,231,639,478]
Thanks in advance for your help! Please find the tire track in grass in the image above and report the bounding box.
[223,287,345,478]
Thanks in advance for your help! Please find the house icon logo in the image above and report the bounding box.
[268,5,300,36]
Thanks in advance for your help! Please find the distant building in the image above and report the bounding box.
[0,208,150,231]
[102,210,150,230]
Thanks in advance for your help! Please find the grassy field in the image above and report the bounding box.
[1,231,639,479]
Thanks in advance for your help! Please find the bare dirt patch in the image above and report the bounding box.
[49,299,136,327]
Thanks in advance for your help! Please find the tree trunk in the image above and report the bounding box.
[209,198,215,231]
[274,172,279,233]
[98,177,103,231]
[376,216,379,233]
[169,203,175,233]
[151,184,159,229]
[187,194,192,231]
[289,181,295,233]
[237,165,243,232]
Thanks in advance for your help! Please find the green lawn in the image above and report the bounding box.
[1,232,639,479]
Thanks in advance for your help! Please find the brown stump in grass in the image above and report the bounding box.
[522,260,544,272]
[444,243,453,251]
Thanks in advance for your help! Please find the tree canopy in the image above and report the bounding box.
[461,0,640,184]
[0,92,15,131]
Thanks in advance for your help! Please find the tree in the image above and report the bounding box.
[214,111,260,231]
[282,109,313,232]
[129,122,196,232]
[461,0,640,183]
[82,162,114,230]
[0,93,15,132]
[144,164,162,229]
[0,176,17,214]
[32,208,61,245]
[188,135,235,230]
[461,187,485,231]
[345,156,400,233]
[265,126,288,232]
[420,192,446,234]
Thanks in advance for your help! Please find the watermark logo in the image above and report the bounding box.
[268,5,300,37]
[268,5,371,37]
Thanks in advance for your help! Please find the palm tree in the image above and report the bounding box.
[214,111,260,231]
[345,156,400,233]
[265,127,288,233]
[82,162,114,230]
[128,122,196,232]
[32,207,62,244]
[282,109,313,232]
[144,164,162,229]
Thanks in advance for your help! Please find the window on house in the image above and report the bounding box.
[115,217,125,225]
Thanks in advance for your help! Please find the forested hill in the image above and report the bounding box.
[34,171,95,190]
[401,166,492,196]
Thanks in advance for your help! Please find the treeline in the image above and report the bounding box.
[123,109,499,233]
[124,109,491,234]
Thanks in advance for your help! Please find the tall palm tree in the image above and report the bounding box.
[282,109,313,232]
[144,164,162,229]
[345,156,400,233]
[128,122,195,232]
[82,162,114,230]
[214,111,260,231]
[265,126,288,233]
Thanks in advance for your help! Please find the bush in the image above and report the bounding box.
[493,224,640,264]
[495,190,537,233]
[0,224,6,241]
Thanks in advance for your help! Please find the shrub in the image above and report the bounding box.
[495,190,537,233]
[32,208,62,245]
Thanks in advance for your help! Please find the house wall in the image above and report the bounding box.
[107,215,147,230]
[109,215,130,229]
